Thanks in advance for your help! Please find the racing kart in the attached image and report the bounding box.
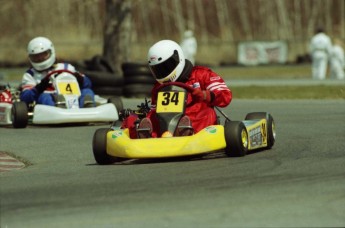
[0,69,122,128]
[92,82,276,165]
[0,84,21,126]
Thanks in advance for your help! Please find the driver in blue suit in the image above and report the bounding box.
[20,36,95,107]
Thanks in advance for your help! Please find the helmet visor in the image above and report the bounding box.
[29,50,51,63]
[149,50,180,80]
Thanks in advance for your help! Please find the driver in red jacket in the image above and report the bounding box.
[122,39,232,138]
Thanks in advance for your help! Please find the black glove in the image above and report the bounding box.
[74,72,84,88]
[34,76,50,93]
[136,98,151,118]
[119,108,134,121]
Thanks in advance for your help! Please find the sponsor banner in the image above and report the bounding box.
[238,41,288,65]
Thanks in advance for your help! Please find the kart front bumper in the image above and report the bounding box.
[106,125,226,159]
[32,103,118,124]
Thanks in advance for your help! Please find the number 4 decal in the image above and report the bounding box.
[65,84,72,93]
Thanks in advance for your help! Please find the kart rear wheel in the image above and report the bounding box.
[11,102,28,128]
[224,120,249,157]
[93,128,118,165]
[245,112,275,149]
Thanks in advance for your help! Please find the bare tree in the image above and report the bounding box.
[103,0,131,73]
[173,0,185,35]
[195,0,208,43]
[238,0,252,40]
[1,0,345,65]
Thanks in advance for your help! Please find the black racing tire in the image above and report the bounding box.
[92,128,117,165]
[122,66,151,77]
[84,71,124,87]
[108,96,123,113]
[123,84,153,98]
[92,86,123,96]
[11,102,28,128]
[245,112,275,149]
[124,74,155,85]
[224,120,249,157]
[121,62,152,77]
[90,55,116,73]
[121,62,148,71]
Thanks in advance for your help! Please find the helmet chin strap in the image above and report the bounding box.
[158,69,178,83]
[177,59,193,83]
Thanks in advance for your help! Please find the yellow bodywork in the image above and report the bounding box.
[106,125,226,159]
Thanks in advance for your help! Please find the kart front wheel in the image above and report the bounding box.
[93,128,117,165]
[245,112,275,149]
[11,102,28,128]
[224,120,249,157]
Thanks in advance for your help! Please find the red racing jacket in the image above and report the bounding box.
[148,66,232,134]
[123,66,232,138]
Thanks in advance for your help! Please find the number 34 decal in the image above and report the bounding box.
[161,92,180,105]
[156,91,185,113]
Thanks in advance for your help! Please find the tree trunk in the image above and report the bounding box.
[173,0,185,35]
[186,0,195,31]
[238,0,252,40]
[103,0,131,73]
[339,1,345,40]
[161,0,172,36]
[195,0,208,43]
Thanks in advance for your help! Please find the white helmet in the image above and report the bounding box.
[147,40,186,83]
[27,37,56,71]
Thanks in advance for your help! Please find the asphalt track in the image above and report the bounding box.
[0,98,345,227]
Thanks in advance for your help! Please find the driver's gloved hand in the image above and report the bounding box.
[136,98,151,117]
[74,72,84,88]
[192,88,214,103]
[34,76,50,93]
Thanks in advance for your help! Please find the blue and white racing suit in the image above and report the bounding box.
[20,63,95,107]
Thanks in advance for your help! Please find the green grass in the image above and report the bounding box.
[232,85,345,99]
[212,64,311,79]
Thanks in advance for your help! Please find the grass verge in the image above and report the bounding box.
[232,85,345,99]
[212,64,311,79]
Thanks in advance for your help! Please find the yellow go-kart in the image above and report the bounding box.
[92,82,276,165]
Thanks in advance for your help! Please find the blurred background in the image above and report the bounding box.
[0,0,344,67]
